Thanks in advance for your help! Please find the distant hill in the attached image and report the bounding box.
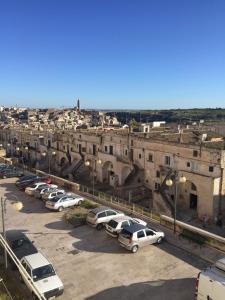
[104,108,225,124]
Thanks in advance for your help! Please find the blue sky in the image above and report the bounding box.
[0,0,225,109]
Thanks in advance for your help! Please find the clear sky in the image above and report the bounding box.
[0,0,225,109]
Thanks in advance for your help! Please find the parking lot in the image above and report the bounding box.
[0,177,208,300]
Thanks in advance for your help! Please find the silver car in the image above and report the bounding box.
[118,223,165,253]
[86,206,125,230]
[105,216,147,237]
[33,184,58,199]
[45,193,84,212]
[42,189,65,202]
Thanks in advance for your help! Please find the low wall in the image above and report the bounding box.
[160,215,225,252]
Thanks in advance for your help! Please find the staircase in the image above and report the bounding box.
[124,165,144,185]
[159,169,175,216]
[61,159,83,178]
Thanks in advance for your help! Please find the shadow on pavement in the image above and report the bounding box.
[85,278,196,300]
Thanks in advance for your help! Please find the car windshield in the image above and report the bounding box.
[108,219,118,228]
[33,264,55,281]
[11,238,29,249]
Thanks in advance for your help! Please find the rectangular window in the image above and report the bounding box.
[148,154,153,162]
[155,182,160,190]
[125,149,128,156]
[165,156,171,166]
[109,145,113,155]
[187,162,190,167]
[193,150,198,157]
[105,146,108,152]
[131,140,134,146]
[139,153,142,159]
[209,166,214,172]
[156,170,160,178]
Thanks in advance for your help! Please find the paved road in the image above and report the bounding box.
[0,178,208,300]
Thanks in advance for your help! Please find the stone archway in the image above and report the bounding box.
[60,157,67,167]
[102,161,114,184]
[180,180,198,210]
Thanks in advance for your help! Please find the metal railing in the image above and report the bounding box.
[0,234,46,300]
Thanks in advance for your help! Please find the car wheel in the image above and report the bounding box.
[131,245,138,253]
[157,237,163,244]
[58,206,64,212]
[96,223,103,230]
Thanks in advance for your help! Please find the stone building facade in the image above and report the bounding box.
[0,127,225,222]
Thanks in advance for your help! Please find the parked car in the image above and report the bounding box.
[3,231,38,269]
[33,184,58,199]
[0,169,24,178]
[105,216,147,237]
[20,252,64,299]
[18,176,52,191]
[42,189,65,202]
[118,224,165,253]
[45,193,84,212]
[25,182,51,196]
[0,165,15,176]
[195,258,225,300]
[16,174,38,184]
[86,206,125,230]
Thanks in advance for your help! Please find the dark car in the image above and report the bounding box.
[1,231,38,269]
[17,176,52,190]
[0,169,24,178]
[15,174,39,186]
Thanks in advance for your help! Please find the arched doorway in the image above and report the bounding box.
[182,181,198,210]
[102,161,113,184]
[60,157,67,167]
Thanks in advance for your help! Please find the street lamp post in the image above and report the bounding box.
[42,151,56,174]
[166,172,186,234]
[85,158,102,197]
[0,196,23,269]
[7,143,11,157]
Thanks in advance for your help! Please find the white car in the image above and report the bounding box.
[118,224,165,253]
[105,215,147,237]
[20,252,64,299]
[25,182,52,196]
[42,189,66,202]
[33,185,59,199]
[86,206,125,230]
[45,193,84,211]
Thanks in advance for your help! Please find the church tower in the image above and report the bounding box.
[76,98,80,112]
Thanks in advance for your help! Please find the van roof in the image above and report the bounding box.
[23,253,50,269]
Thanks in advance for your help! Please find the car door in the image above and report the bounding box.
[61,196,69,208]
[97,211,107,223]
[106,210,117,222]
[145,229,157,244]
[67,197,75,207]
[137,230,147,247]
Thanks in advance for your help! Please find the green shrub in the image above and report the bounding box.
[80,199,99,209]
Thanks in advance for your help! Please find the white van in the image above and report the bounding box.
[20,252,64,299]
[195,258,225,300]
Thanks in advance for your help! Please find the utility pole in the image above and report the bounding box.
[1,197,7,269]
